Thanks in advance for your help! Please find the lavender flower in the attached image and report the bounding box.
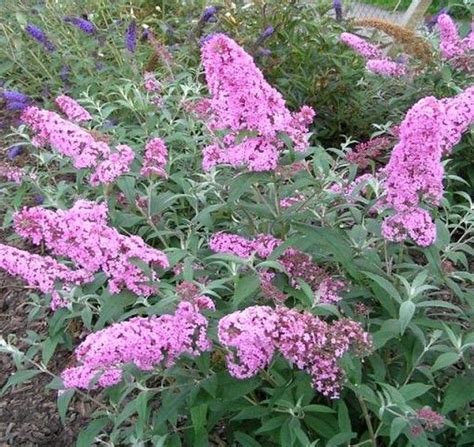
[3,91,29,103]
[261,26,275,39]
[34,195,45,205]
[333,0,343,22]
[201,6,218,23]
[125,20,137,53]
[25,24,55,52]
[64,17,96,35]
[2,90,31,111]
[7,145,23,160]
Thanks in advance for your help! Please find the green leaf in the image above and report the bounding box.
[390,417,407,445]
[326,432,356,447]
[363,271,402,304]
[57,389,75,425]
[431,352,460,372]
[42,336,60,366]
[116,176,136,204]
[76,417,109,447]
[442,376,474,414]
[233,273,260,309]
[399,301,416,335]
[1,370,41,395]
[191,403,208,447]
[234,432,262,447]
[303,404,335,414]
[337,401,351,433]
[399,383,432,401]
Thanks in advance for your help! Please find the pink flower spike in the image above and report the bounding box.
[340,32,383,60]
[61,299,214,389]
[89,144,134,186]
[141,137,168,178]
[55,95,92,122]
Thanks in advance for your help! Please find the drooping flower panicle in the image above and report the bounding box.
[218,305,371,398]
[63,16,96,35]
[61,296,214,389]
[0,243,92,310]
[14,200,169,296]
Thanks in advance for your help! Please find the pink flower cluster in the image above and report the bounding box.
[14,200,169,296]
[200,34,315,171]
[141,137,168,177]
[366,58,408,77]
[437,14,473,61]
[340,32,382,59]
[89,144,134,186]
[144,72,161,94]
[381,87,474,246]
[21,105,133,185]
[209,232,282,259]
[0,243,92,310]
[0,162,23,183]
[55,95,92,122]
[279,248,346,305]
[346,136,392,168]
[340,32,406,78]
[279,194,305,208]
[62,295,214,389]
[218,305,371,398]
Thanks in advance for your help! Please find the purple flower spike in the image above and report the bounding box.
[7,145,24,160]
[201,6,218,23]
[3,90,29,103]
[25,24,55,52]
[261,26,275,39]
[125,20,137,53]
[64,17,96,35]
[426,7,449,31]
[333,0,343,22]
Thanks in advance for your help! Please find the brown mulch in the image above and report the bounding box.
[0,270,90,446]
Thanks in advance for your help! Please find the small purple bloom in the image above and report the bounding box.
[261,26,275,39]
[201,6,218,23]
[200,33,217,46]
[3,90,29,103]
[64,16,96,35]
[333,0,343,22]
[34,195,45,205]
[125,20,137,53]
[7,145,23,160]
[25,23,55,52]
[140,28,150,42]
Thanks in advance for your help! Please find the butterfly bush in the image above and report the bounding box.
[346,136,392,168]
[218,306,371,398]
[0,244,92,310]
[209,232,282,259]
[381,87,474,246]
[141,137,168,177]
[55,95,92,122]
[200,34,315,171]
[14,200,169,295]
[21,105,134,184]
[279,248,346,305]
[21,106,111,169]
[366,59,408,77]
[62,294,215,389]
[340,32,407,78]
[0,162,24,183]
[437,14,472,61]
[89,144,135,186]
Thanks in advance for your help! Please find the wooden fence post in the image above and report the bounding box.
[402,0,433,29]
